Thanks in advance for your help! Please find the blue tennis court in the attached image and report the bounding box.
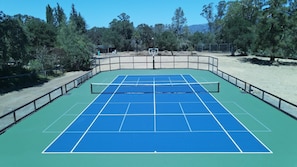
[43,74,271,153]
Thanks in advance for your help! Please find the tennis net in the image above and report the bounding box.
[91,82,220,94]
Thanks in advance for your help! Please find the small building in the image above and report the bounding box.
[96,45,116,55]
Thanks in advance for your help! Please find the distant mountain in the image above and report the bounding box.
[188,24,209,33]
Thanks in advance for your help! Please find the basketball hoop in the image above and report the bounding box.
[148,48,158,56]
[148,48,158,70]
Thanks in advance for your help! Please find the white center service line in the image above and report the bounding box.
[153,77,156,132]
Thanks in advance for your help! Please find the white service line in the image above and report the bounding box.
[70,75,128,153]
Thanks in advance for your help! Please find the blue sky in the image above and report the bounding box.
[0,0,223,28]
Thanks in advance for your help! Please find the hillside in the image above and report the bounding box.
[188,24,209,33]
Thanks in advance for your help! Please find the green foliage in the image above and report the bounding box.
[172,7,187,37]
[0,17,28,65]
[24,17,56,49]
[2,0,297,81]
[109,13,134,51]
[221,1,256,54]
[70,4,87,34]
[87,27,104,45]
[157,31,178,54]
[135,24,154,49]
[201,3,215,32]
[46,5,55,26]
[253,0,289,60]
[202,0,297,60]
[56,22,93,71]
[53,3,67,27]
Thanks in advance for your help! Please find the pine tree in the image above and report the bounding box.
[46,5,54,26]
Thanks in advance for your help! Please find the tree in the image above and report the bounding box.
[286,0,297,58]
[46,5,55,26]
[171,7,190,51]
[87,27,103,45]
[24,17,56,50]
[171,7,187,37]
[131,30,142,52]
[70,4,87,34]
[56,22,93,71]
[157,31,178,55]
[255,0,288,61]
[54,3,66,27]
[220,1,257,55]
[213,0,227,43]
[189,32,204,51]
[0,11,7,22]
[154,24,166,35]
[109,13,134,51]
[201,3,215,32]
[135,24,154,49]
[0,17,28,66]
[30,46,59,76]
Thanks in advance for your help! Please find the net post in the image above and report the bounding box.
[218,82,220,93]
[90,83,93,94]
[90,83,95,94]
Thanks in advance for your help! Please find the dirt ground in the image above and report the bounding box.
[115,50,297,106]
[0,71,87,116]
[1,51,296,116]
[203,52,297,105]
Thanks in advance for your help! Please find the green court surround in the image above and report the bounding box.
[1,69,297,167]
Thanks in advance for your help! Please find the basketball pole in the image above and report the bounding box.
[152,37,155,70]
[153,54,155,70]
[148,47,157,70]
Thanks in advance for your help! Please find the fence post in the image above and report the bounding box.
[13,112,17,123]
[33,100,37,111]
[49,93,52,102]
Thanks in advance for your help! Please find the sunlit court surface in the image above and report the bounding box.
[1,69,297,167]
[43,74,270,153]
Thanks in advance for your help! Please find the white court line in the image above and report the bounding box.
[206,97,273,152]
[179,102,192,132]
[119,103,131,132]
[232,102,272,132]
[84,130,252,133]
[44,74,272,154]
[42,76,121,153]
[204,101,271,132]
[70,75,128,153]
[188,74,272,153]
[42,103,79,133]
[181,74,243,153]
[153,77,157,132]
